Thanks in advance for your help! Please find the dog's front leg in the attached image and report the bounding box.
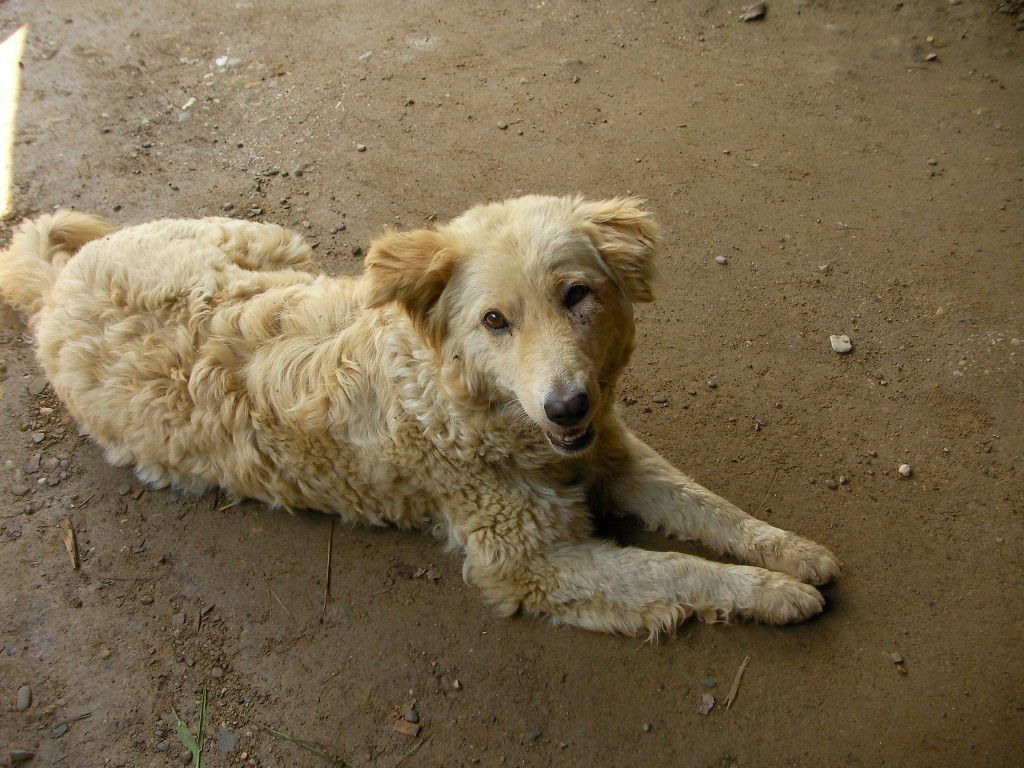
[599,427,840,586]
[461,528,825,636]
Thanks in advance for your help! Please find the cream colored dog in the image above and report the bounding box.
[0,196,839,636]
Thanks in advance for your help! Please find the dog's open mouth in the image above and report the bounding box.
[546,424,595,454]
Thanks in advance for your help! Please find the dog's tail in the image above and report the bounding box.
[0,210,116,320]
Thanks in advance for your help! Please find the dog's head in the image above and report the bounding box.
[365,195,658,456]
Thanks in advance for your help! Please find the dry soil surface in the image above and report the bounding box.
[1,1,1022,767]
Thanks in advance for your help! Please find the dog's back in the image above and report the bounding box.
[0,215,353,496]
[0,211,115,321]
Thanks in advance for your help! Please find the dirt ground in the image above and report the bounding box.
[1,0,1022,766]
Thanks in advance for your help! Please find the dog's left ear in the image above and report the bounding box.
[364,229,455,347]
[576,197,658,303]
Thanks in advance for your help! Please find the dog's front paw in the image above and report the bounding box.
[747,530,841,586]
[733,568,825,625]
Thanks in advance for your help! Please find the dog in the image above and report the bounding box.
[0,196,839,636]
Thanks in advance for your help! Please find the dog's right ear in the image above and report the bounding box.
[364,229,455,347]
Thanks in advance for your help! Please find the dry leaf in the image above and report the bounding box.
[697,692,715,715]
[740,2,766,22]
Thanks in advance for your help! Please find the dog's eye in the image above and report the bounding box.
[564,284,590,308]
[482,310,509,331]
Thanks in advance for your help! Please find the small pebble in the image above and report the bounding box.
[525,730,542,743]
[898,464,912,478]
[700,678,717,688]
[715,255,728,265]
[825,479,839,490]
[356,144,367,152]
[10,484,30,497]
[497,121,509,130]
[839,475,850,485]
[211,667,224,680]
[217,727,236,754]
[23,454,41,475]
[404,710,419,724]
[707,380,717,389]
[829,334,853,354]
[139,594,154,605]
[891,651,904,664]
[452,678,462,690]
[642,723,652,732]
[117,483,132,496]
[392,720,421,737]
[652,393,667,404]
[16,685,31,711]
[9,750,34,765]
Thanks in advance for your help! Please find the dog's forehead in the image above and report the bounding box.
[451,198,597,269]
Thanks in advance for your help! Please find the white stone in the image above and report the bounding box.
[830,334,853,354]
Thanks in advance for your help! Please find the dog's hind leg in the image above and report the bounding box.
[598,427,841,586]
[203,218,318,273]
[462,535,824,637]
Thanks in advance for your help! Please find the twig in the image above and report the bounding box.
[249,718,356,768]
[322,518,335,613]
[263,576,295,620]
[318,669,341,687]
[395,734,431,766]
[723,655,751,709]
[53,711,92,728]
[196,603,214,634]
[754,469,780,515]
[60,518,80,570]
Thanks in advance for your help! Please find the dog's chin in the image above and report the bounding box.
[545,424,595,456]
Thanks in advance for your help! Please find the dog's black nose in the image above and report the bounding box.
[544,391,590,426]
